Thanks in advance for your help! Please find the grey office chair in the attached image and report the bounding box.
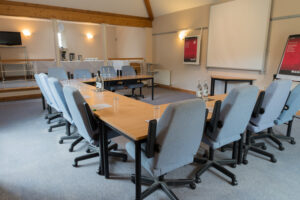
[35,73,54,117]
[48,77,82,151]
[39,73,66,132]
[126,99,207,200]
[243,80,292,164]
[194,85,259,186]
[63,86,127,167]
[122,65,144,99]
[48,67,68,81]
[100,66,124,92]
[73,69,92,79]
[273,84,300,144]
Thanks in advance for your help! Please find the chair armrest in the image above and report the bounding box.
[206,100,223,134]
[145,119,158,158]
[83,102,99,131]
[252,91,265,118]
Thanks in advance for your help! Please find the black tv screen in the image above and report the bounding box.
[0,31,22,45]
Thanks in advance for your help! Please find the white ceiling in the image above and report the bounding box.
[9,0,222,18]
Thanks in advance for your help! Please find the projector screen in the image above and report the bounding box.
[277,35,300,81]
[207,0,272,71]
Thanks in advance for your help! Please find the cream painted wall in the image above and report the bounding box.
[114,26,152,62]
[0,16,55,59]
[152,0,300,93]
[61,21,104,60]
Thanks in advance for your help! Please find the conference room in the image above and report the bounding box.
[1,0,300,200]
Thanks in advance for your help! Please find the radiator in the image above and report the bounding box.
[153,69,171,86]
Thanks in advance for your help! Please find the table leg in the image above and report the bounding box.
[42,95,46,110]
[135,140,142,200]
[102,123,110,178]
[210,78,215,96]
[250,80,253,85]
[238,133,244,165]
[224,81,228,94]
[151,78,154,100]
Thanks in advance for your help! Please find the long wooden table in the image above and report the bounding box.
[83,75,155,100]
[210,75,256,95]
[67,80,225,200]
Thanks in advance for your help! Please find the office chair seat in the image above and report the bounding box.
[126,83,144,89]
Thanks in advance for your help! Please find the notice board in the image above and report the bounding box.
[184,35,201,65]
[277,35,300,81]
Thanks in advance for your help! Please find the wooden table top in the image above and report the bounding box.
[82,75,153,83]
[64,80,225,141]
[211,75,256,81]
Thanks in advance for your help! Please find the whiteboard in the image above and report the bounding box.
[207,0,272,71]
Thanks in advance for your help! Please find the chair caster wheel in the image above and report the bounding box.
[48,128,52,132]
[290,140,296,145]
[113,145,118,151]
[195,177,201,184]
[242,160,248,165]
[131,175,136,184]
[69,148,73,152]
[231,180,238,186]
[220,147,226,152]
[271,157,277,163]
[86,149,91,153]
[189,183,196,190]
[47,121,50,124]
[231,164,237,168]
[72,162,78,167]
[59,139,63,144]
[261,145,267,150]
[279,146,285,151]
[122,155,128,162]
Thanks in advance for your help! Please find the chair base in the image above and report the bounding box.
[250,128,285,151]
[48,120,66,132]
[273,120,296,145]
[130,174,196,200]
[72,143,127,167]
[46,112,62,124]
[243,130,277,164]
[194,157,238,186]
[66,136,84,152]
[125,88,144,100]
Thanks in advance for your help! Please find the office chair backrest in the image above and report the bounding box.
[39,73,60,111]
[275,84,300,125]
[100,66,117,78]
[153,99,206,176]
[34,73,51,105]
[209,85,259,143]
[122,66,136,76]
[63,86,98,144]
[73,69,92,79]
[250,80,292,127]
[48,77,73,123]
[48,67,68,81]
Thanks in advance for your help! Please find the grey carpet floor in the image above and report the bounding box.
[0,88,300,200]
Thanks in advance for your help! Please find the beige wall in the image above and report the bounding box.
[0,16,55,59]
[61,21,104,60]
[114,26,152,62]
[152,0,300,93]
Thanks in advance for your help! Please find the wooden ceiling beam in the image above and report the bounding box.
[0,1,152,27]
[144,0,154,20]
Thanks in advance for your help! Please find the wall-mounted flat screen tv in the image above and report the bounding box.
[0,31,22,45]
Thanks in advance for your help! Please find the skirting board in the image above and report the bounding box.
[157,84,196,95]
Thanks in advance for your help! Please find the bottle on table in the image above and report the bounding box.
[203,80,209,99]
[100,74,105,92]
[196,80,203,98]
[96,74,102,92]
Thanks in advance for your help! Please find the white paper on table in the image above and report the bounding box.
[83,95,91,99]
[91,104,112,111]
